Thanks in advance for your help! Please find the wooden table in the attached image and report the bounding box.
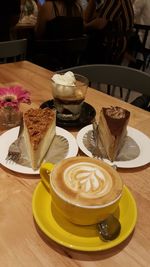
[0,61,150,267]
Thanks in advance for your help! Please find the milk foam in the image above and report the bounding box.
[51,157,123,206]
[63,162,112,199]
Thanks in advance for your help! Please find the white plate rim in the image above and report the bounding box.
[76,124,150,168]
[0,126,78,174]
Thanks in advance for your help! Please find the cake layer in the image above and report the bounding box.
[98,106,130,161]
[23,108,56,170]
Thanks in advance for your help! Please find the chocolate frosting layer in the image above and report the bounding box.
[103,106,130,136]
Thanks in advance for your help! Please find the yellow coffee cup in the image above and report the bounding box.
[40,156,123,225]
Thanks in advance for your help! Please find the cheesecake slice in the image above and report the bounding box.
[23,108,56,170]
[98,106,130,161]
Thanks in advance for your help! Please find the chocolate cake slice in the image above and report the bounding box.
[98,106,130,161]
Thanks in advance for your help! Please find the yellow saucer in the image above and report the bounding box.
[32,183,137,251]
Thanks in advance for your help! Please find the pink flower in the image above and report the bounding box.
[0,86,31,111]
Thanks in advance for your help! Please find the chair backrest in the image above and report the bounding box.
[33,35,88,70]
[133,23,150,49]
[0,39,27,63]
[132,24,150,70]
[58,64,150,101]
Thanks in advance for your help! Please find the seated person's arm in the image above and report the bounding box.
[133,0,144,21]
[84,0,108,30]
[84,0,96,22]
[84,17,108,30]
[35,2,52,39]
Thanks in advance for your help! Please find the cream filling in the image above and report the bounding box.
[98,113,115,161]
[24,120,55,170]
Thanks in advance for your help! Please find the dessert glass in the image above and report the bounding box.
[51,73,89,121]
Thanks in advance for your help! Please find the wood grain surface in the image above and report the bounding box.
[0,61,150,267]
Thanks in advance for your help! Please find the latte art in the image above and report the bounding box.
[51,157,123,206]
[64,162,112,199]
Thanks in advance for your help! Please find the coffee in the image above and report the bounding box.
[40,157,123,225]
[50,157,123,207]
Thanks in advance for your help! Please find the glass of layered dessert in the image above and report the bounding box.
[51,71,89,121]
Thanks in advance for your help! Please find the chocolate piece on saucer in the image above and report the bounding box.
[40,99,96,128]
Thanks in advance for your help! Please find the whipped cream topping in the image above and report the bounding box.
[52,71,76,86]
[63,162,112,199]
[106,106,126,119]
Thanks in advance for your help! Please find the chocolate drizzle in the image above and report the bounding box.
[103,106,130,136]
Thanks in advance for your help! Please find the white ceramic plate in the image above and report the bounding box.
[76,125,150,168]
[0,126,78,175]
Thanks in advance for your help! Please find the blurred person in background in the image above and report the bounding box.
[124,0,150,69]
[37,0,45,5]
[0,0,21,41]
[19,0,38,25]
[133,0,150,49]
[35,0,83,39]
[83,0,134,64]
[129,0,150,111]
[80,0,88,10]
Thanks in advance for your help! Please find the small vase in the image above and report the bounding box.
[0,108,22,130]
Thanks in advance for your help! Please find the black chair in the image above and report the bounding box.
[117,24,150,101]
[0,39,27,63]
[130,23,150,71]
[33,35,89,71]
[59,64,150,103]
[131,95,150,110]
